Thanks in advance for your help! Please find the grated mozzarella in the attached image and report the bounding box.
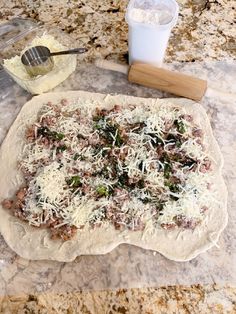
[35,162,68,204]
[17,100,218,233]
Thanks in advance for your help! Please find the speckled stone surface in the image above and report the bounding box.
[0,1,235,313]
[0,285,236,313]
[0,0,235,63]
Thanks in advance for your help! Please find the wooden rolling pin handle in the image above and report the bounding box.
[128,63,208,101]
[95,60,208,101]
[95,59,129,75]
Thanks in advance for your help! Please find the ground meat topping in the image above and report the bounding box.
[2,100,215,240]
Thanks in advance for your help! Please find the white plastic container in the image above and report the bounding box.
[125,0,179,66]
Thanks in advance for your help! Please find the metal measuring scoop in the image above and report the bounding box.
[21,46,87,77]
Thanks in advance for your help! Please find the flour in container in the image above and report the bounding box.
[130,7,173,25]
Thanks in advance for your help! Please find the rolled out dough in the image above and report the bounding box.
[0,91,228,262]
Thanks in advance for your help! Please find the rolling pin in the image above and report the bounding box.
[95,60,208,101]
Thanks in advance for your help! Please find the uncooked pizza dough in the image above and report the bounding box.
[0,91,228,262]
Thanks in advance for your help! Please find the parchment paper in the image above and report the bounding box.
[0,60,235,295]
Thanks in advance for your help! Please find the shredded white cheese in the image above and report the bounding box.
[17,101,217,233]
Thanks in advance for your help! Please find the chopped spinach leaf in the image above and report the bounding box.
[117,172,129,188]
[37,126,50,137]
[93,144,103,156]
[160,152,170,164]
[96,185,111,197]
[166,134,181,147]
[37,127,65,141]
[164,180,180,199]
[94,117,106,130]
[73,153,80,160]
[52,132,65,140]
[168,183,180,193]
[174,119,186,134]
[93,116,101,122]
[148,133,164,147]
[137,179,145,189]
[138,161,145,172]
[164,163,172,179]
[140,197,150,204]
[103,123,123,147]
[66,175,82,188]
[56,145,67,153]
[114,131,123,147]
[94,119,123,147]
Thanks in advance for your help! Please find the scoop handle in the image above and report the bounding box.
[50,48,87,56]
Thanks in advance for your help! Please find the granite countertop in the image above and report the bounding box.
[0,0,235,63]
[1,285,236,313]
[0,1,235,313]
